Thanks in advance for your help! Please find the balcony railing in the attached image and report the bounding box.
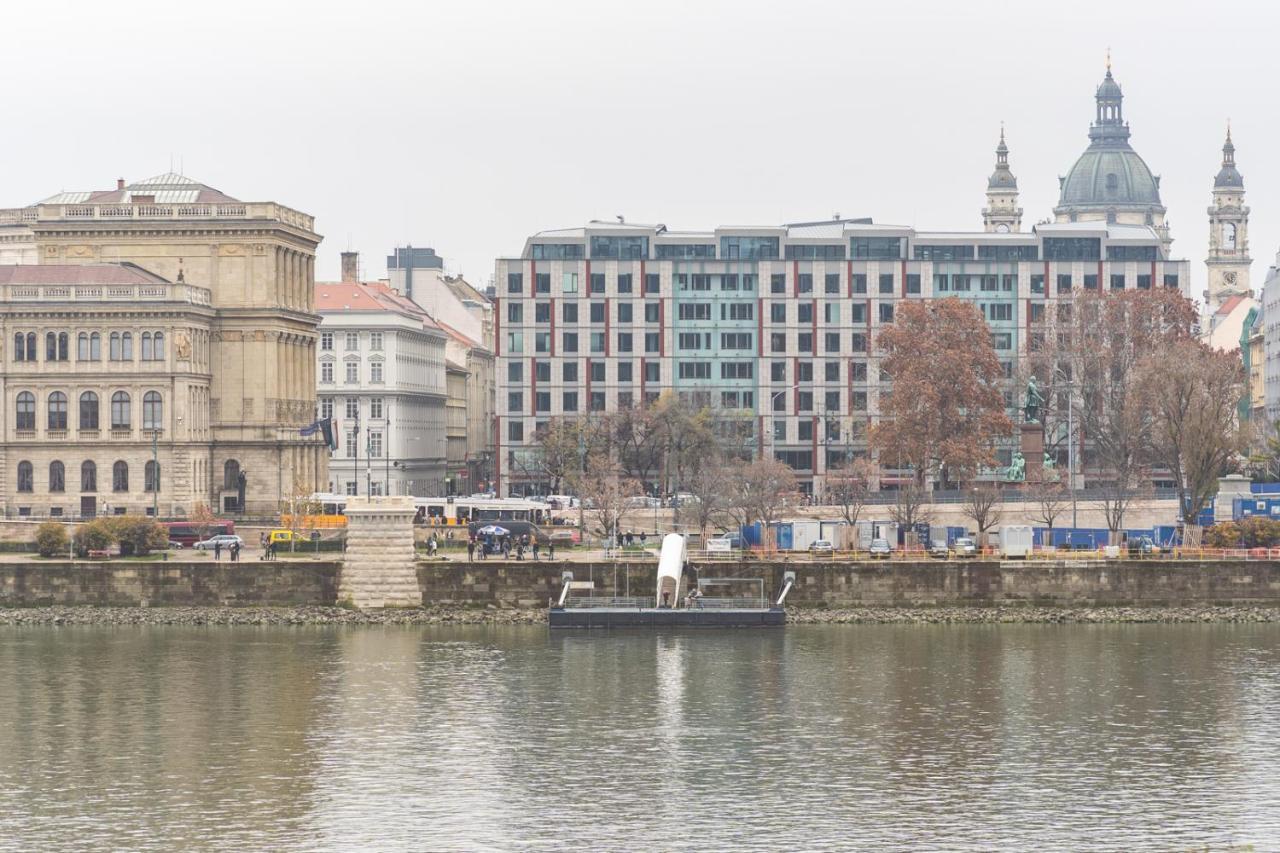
[0,201,315,231]
[0,283,211,306]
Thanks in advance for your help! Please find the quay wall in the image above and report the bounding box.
[2,559,1279,608]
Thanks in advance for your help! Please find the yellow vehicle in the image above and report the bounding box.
[268,529,308,545]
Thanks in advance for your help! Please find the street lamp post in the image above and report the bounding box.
[1051,369,1078,531]
[767,384,802,459]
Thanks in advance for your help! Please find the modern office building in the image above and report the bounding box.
[0,173,327,516]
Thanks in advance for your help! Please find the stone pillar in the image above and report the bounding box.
[1020,423,1044,482]
[339,496,421,608]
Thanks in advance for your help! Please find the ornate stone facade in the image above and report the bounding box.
[0,174,327,515]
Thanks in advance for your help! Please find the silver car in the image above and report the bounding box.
[869,538,892,559]
[953,537,978,558]
[194,534,244,551]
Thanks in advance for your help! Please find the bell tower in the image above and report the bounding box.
[982,126,1022,233]
[1205,125,1251,311]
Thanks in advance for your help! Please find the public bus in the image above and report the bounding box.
[165,519,236,547]
[309,494,551,528]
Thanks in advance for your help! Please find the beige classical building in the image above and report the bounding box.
[0,173,326,516]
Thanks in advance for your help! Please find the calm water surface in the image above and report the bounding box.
[0,623,1277,851]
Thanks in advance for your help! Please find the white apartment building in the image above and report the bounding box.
[315,277,447,496]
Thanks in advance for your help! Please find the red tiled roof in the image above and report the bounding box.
[315,281,442,330]
[1214,295,1247,317]
[0,263,169,286]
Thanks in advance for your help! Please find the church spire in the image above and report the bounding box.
[983,125,1022,233]
[1215,123,1243,188]
[1090,54,1130,147]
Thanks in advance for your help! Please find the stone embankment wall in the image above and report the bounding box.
[0,561,340,607]
[3,559,1280,609]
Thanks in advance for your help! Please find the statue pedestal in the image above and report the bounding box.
[1020,424,1044,482]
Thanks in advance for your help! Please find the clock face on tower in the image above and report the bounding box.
[1224,271,1238,286]
[995,223,1010,233]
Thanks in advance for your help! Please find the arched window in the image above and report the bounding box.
[111,391,131,429]
[145,460,160,493]
[121,332,133,360]
[25,332,35,361]
[47,391,68,430]
[141,332,152,361]
[110,332,121,361]
[46,332,57,361]
[17,461,33,493]
[143,391,162,430]
[90,332,101,360]
[58,332,68,361]
[49,461,65,493]
[112,461,129,493]
[78,333,89,360]
[14,333,25,362]
[1224,222,1238,250]
[224,459,241,490]
[152,331,165,360]
[79,391,99,429]
[15,392,35,430]
[81,461,97,492]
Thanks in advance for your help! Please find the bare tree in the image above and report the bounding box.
[826,456,879,532]
[1025,472,1069,532]
[568,457,643,544]
[1137,337,1246,526]
[190,502,218,544]
[726,459,799,550]
[281,478,322,552]
[683,458,732,544]
[963,483,1003,544]
[888,482,933,539]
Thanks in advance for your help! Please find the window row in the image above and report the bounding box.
[319,360,385,384]
[14,391,163,431]
[16,459,160,493]
[319,331,384,351]
[12,331,167,363]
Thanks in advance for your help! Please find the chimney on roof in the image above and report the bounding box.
[117,178,125,191]
[340,251,359,283]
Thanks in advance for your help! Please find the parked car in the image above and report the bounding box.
[667,493,697,508]
[624,496,661,509]
[953,537,978,558]
[808,539,835,557]
[928,540,949,559]
[193,534,244,551]
[706,532,743,552]
[548,530,577,545]
[869,538,892,559]
[268,529,306,545]
[1128,536,1155,558]
[167,540,186,550]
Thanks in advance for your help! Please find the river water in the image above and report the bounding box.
[0,624,1277,851]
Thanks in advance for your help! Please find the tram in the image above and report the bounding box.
[309,494,551,528]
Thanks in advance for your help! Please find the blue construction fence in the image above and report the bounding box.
[739,521,1181,550]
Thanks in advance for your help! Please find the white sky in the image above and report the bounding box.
[6,0,1279,302]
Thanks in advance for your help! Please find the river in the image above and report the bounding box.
[0,624,1276,851]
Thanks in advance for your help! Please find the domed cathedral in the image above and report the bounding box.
[982,126,1023,233]
[1053,58,1171,251]
[1205,125,1251,311]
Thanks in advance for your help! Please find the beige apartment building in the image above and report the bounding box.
[0,173,326,516]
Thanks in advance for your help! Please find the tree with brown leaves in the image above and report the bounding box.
[568,456,643,543]
[1137,337,1246,525]
[870,298,1013,488]
[725,459,799,549]
[826,456,879,529]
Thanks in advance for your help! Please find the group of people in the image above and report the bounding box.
[258,533,281,561]
[467,532,555,562]
[211,540,241,562]
[619,531,649,547]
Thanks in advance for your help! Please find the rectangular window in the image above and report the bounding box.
[562,391,578,412]
[346,397,359,420]
[991,332,1012,350]
[508,392,523,413]
[878,304,894,323]
[677,303,711,321]
[724,303,754,321]
[690,274,711,291]
[1001,275,1016,291]
[906,274,921,294]
[531,244,585,260]
[1110,274,1126,290]
[1043,237,1101,261]
[678,362,711,379]
[770,303,786,323]
[851,274,867,294]
[797,391,813,412]
[617,273,633,294]
[562,272,578,294]
[590,235,649,259]
[797,303,813,323]
[797,273,813,294]
[985,303,1013,321]
[797,333,813,353]
[534,361,551,382]
[562,302,578,323]
[825,332,841,353]
[562,332,578,353]
[645,302,660,322]
[1031,274,1045,294]
[1138,274,1153,290]
[850,303,866,323]
[591,361,606,382]
[590,273,605,294]
[979,275,998,292]
[850,237,902,259]
[590,332,605,353]
[345,332,359,350]
[952,275,972,292]
[346,362,359,383]
[1083,274,1099,290]
[850,333,867,353]
[825,361,840,381]
[878,274,894,294]
[720,274,739,291]
[798,420,813,441]
[797,362,813,382]
[535,273,551,293]
[771,361,787,382]
[617,362,633,383]
[1057,274,1073,293]
[535,392,551,412]
[771,274,786,294]
[563,362,578,382]
[773,420,786,440]
[320,397,334,420]
[851,361,867,381]
[773,393,787,413]
[721,332,753,350]
[369,431,383,459]
[771,333,787,353]
[825,390,841,412]
[321,362,333,383]
[645,332,660,353]
[507,273,524,294]
[852,391,867,411]
[913,244,975,261]
[508,361,523,382]
[535,302,551,323]
[1164,274,1180,288]
[369,332,383,350]
[590,302,606,323]
[825,273,841,294]
[320,332,333,350]
[507,332,523,353]
[617,303,632,323]
[677,332,704,350]
[508,421,524,442]
[507,303,523,323]
[720,236,779,260]
[644,273,660,294]
[644,361,660,382]
[345,431,358,458]
[721,361,754,379]
[824,303,839,323]
[370,361,383,383]
[617,333,633,352]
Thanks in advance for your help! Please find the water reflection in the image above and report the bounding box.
[0,624,1277,851]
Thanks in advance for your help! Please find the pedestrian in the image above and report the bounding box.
[467,538,475,562]
[639,531,647,546]
[516,543,524,561]
[268,540,276,561]
[260,532,268,550]
[231,542,239,562]
[214,541,222,561]
[532,541,540,561]
[548,543,555,561]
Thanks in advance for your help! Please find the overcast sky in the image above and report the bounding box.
[7,0,1279,302]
